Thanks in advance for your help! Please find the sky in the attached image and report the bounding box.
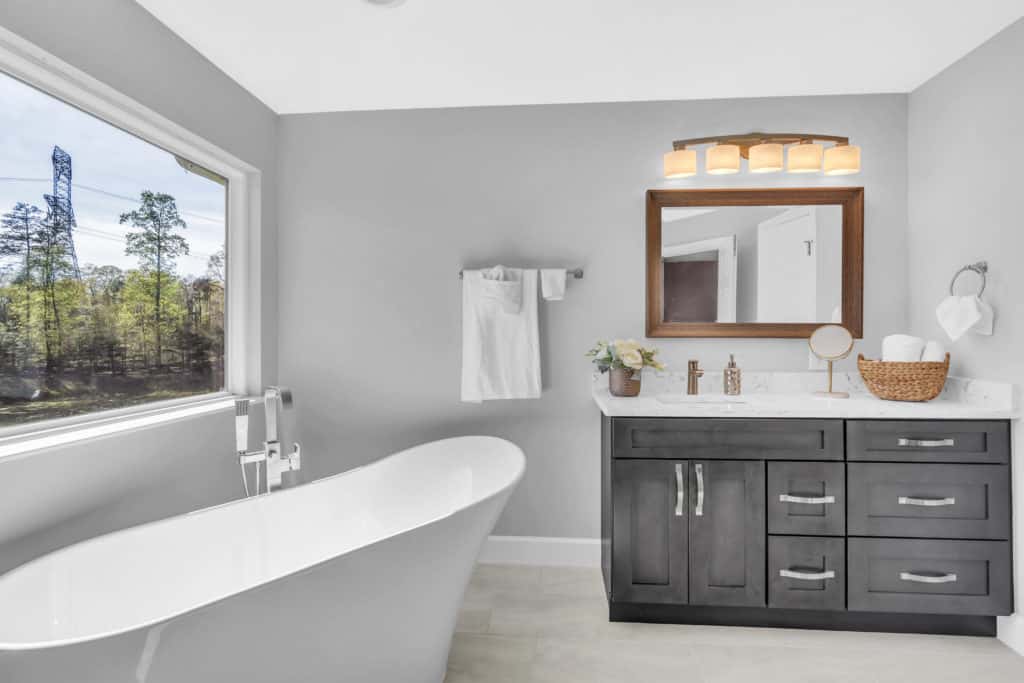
[0,71,225,280]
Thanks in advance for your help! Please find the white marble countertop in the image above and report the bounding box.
[592,372,1016,420]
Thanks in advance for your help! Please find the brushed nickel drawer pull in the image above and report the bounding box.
[780,569,835,581]
[900,571,957,584]
[695,463,704,517]
[779,494,835,505]
[898,496,956,506]
[675,463,684,517]
[897,438,955,448]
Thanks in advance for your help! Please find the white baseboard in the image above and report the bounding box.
[478,535,601,568]
[998,615,1024,656]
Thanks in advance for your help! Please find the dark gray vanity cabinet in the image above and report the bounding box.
[688,460,765,607]
[601,415,1014,636]
[611,458,766,607]
[611,460,688,604]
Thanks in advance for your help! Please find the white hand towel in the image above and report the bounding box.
[461,268,541,402]
[540,269,567,301]
[936,295,981,342]
[921,340,946,362]
[973,298,994,336]
[882,334,925,362]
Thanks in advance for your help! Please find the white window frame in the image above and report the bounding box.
[0,26,262,448]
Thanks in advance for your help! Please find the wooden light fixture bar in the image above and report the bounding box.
[672,132,850,157]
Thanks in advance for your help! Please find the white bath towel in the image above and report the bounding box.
[921,340,946,362]
[461,267,541,402]
[478,265,523,313]
[540,269,567,301]
[882,334,925,362]
[936,295,982,342]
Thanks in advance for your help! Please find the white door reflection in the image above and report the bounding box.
[661,205,842,324]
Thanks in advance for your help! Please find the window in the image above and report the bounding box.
[0,71,227,426]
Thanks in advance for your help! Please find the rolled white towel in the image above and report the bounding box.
[921,340,946,362]
[882,334,925,362]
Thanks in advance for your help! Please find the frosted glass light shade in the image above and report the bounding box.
[824,144,861,175]
[787,142,823,173]
[706,144,740,175]
[663,148,697,178]
[749,143,784,173]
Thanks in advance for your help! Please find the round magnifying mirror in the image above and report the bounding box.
[808,324,854,399]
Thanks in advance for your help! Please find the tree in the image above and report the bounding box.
[206,248,224,283]
[0,203,44,364]
[82,265,125,372]
[34,211,77,378]
[120,191,188,368]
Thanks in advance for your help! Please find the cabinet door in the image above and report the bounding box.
[689,460,766,607]
[611,460,688,604]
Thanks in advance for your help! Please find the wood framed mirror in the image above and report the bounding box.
[646,187,863,338]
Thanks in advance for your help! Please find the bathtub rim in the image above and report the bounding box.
[0,435,525,652]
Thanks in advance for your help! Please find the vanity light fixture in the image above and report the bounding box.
[663,148,698,178]
[664,132,860,178]
[823,143,861,175]
[787,141,824,173]
[748,142,784,173]
[706,144,741,174]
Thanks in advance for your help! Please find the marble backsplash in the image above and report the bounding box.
[594,369,1015,411]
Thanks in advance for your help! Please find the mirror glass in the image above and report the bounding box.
[660,205,843,324]
[808,324,854,360]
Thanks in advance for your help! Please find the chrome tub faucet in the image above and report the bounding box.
[235,386,302,495]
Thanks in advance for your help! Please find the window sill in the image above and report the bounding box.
[0,394,242,462]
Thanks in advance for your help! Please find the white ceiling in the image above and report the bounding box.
[135,0,1024,114]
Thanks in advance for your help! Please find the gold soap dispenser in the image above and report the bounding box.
[723,354,741,396]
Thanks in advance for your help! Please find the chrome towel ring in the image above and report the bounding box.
[949,261,988,296]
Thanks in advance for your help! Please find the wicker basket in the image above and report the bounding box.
[857,353,950,402]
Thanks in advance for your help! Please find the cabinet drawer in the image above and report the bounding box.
[847,421,1009,463]
[612,418,843,460]
[769,536,845,611]
[767,462,845,536]
[847,463,1010,539]
[848,538,1012,615]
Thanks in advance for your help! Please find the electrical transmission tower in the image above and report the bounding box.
[43,146,81,279]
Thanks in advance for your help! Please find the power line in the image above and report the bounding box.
[0,177,224,224]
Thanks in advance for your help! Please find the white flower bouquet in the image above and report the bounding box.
[587,339,665,397]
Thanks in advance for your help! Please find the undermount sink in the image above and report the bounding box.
[656,394,748,405]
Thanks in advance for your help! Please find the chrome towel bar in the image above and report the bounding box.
[458,267,584,280]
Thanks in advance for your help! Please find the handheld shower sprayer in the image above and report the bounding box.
[235,398,252,496]
[234,398,250,454]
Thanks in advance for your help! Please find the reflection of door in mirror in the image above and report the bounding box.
[662,235,737,322]
[756,208,816,322]
[755,206,843,322]
[661,204,842,325]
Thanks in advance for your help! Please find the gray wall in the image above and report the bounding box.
[0,0,277,566]
[278,94,908,538]
[907,17,1024,652]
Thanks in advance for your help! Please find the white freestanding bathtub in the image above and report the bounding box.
[0,436,524,683]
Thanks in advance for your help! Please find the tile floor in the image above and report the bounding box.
[446,563,1024,682]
